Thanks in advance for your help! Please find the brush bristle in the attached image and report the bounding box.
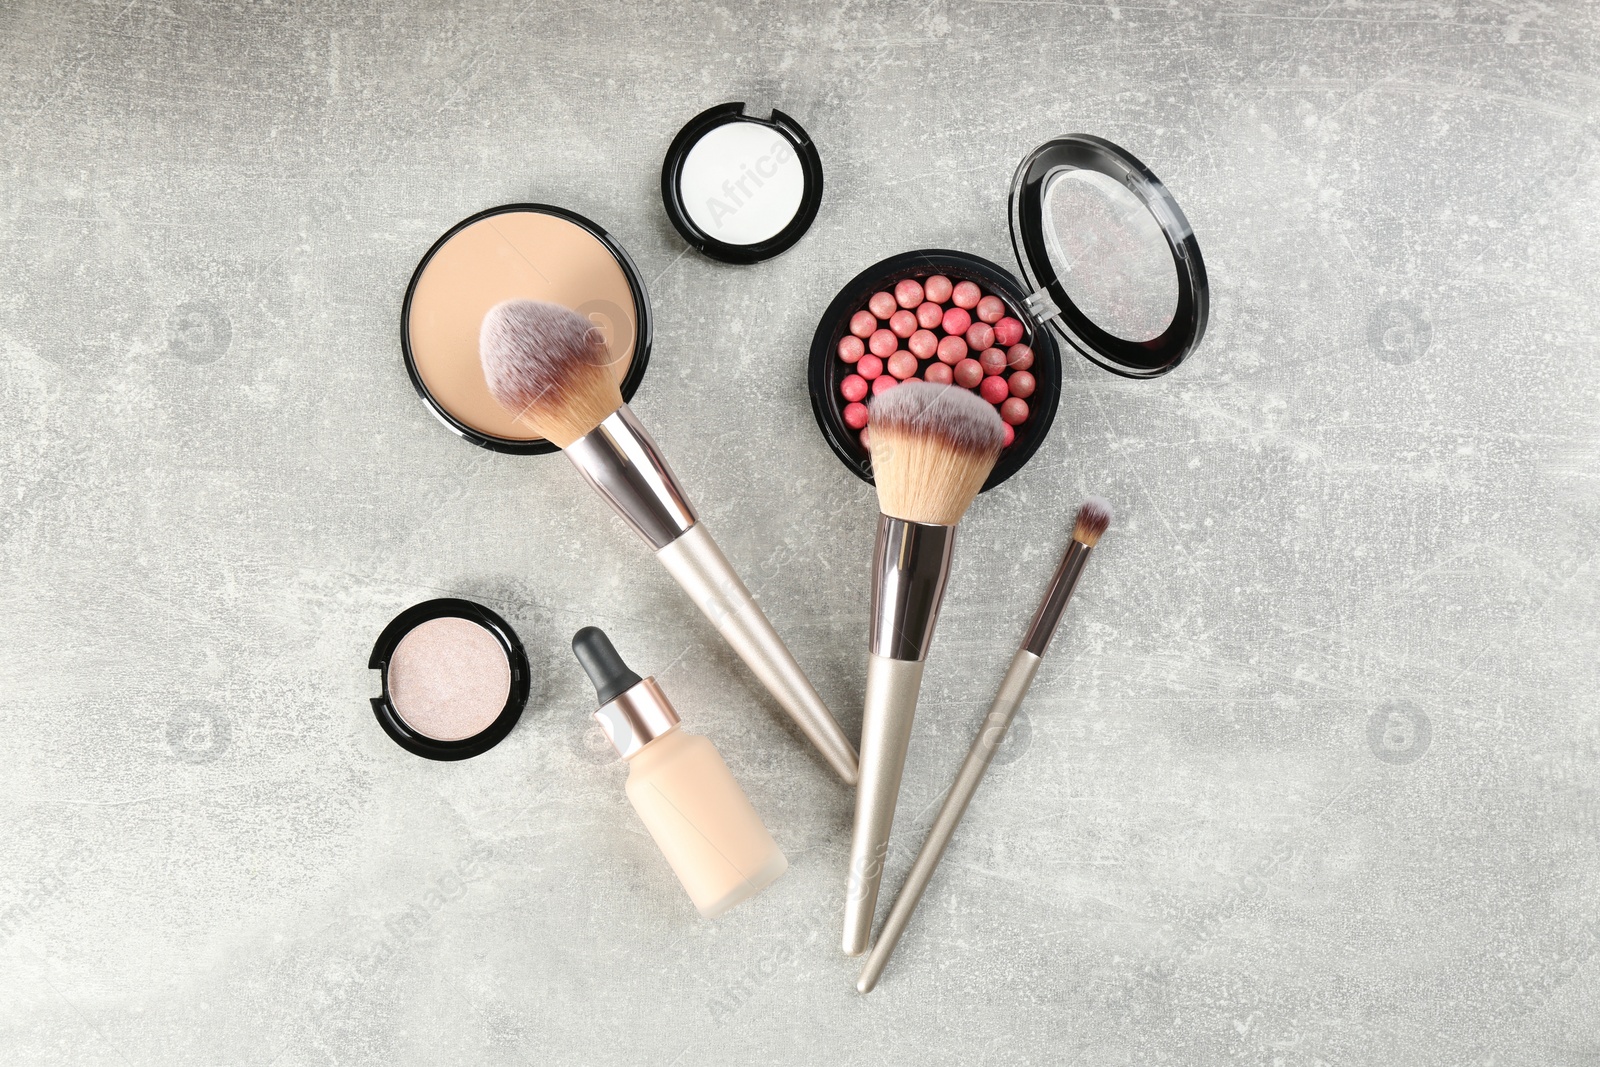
[1072,497,1112,547]
[479,299,625,447]
[868,382,1005,525]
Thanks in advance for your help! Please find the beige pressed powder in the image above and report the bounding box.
[404,206,645,447]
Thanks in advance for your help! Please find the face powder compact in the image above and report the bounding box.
[401,203,654,454]
[808,134,1209,489]
[369,598,531,760]
[661,103,824,264]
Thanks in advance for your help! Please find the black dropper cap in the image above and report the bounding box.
[571,627,643,707]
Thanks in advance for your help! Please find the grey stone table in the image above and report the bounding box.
[3,2,1597,1064]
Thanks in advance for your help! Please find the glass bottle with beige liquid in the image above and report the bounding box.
[572,627,787,918]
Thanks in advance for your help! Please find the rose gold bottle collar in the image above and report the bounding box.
[594,677,680,759]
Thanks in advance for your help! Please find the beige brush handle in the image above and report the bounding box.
[856,647,1042,991]
[657,523,859,785]
[842,652,926,956]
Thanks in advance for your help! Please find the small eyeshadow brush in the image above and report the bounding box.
[480,298,859,784]
[856,497,1112,992]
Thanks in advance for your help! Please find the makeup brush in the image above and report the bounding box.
[480,298,859,785]
[843,381,1005,956]
[856,498,1111,991]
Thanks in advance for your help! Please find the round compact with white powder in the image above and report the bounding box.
[662,103,823,264]
[369,599,530,761]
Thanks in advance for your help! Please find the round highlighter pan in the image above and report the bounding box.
[401,204,654,455]
[369,599,531,761]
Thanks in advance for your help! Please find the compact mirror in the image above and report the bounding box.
[1009,135,1207,378]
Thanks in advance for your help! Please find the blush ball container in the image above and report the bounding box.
[808,135,1210,492]
[809,249,1064,492]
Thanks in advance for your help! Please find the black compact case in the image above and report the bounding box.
[810,250,1063,492]
[368,598,531,762]
[661,102,825,264]
[809,134,1208,491]
[400,203,655,456]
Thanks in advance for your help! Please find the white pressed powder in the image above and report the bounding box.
[678,121,805,246]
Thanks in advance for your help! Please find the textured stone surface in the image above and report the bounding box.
[3,1,1598,1064]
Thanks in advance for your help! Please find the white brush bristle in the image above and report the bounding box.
[868,382,1005,526]
[479,299,624,447]
[1072,496,1112,547]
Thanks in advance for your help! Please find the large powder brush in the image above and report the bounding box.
[481,299,859,785]
[858,498,1111,991]
[480,300,626,446]
[843,382,1005,955]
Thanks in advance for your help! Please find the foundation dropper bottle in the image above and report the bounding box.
[573,626,788,918]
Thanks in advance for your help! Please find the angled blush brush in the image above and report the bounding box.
[480,298,858,784]
[843,382,1005,956]
[857,498,1111,991]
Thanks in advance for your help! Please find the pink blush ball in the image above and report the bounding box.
[843,401,870,429]
[1000,397,1029,425]
[1005,343,1034,371]
[1008,370,1036,398]
[951,280,981,309]
[936,335,968,365]
[868,328,899,357]
[908,329,939,359]
[978,347,1008,376]
[840,374,869,402]
[850,311,877,338]
[923,275,953,303]
[894,278,925,309]
[838,335,865,363]
[979,375,1009,405]
[941,307,972,337]
[1001,423,1015,448]
[953,358,983,389]
[965,322,995,352]
[916,301,944,330]
[872,375,899,396]
[856,354,884,380]
[889,309,918,339]
[993,317,1024,347]
[868,292,897,319]
[887,351,919,380]
[975,295,1006,324]
[924,362,953,385]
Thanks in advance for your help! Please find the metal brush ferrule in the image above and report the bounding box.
[1021,540,1090,657]
[868,515,957,662]
[564,406,698,550]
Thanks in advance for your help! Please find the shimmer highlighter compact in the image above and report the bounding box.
[369,599,530,760]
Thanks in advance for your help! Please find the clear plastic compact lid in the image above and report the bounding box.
[1007,135,1208,378]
